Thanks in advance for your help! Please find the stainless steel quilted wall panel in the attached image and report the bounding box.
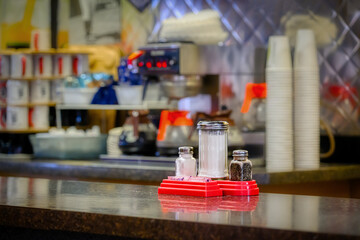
[143,0,360,134]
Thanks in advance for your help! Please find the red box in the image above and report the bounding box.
[158,179,223,197]
[217,180,259,196]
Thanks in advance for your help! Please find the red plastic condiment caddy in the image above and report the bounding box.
[158,145,260,197]
[217,180,259,196]
[158,178,259,197]
[157,179,223,197]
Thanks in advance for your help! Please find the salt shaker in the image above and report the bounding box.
[197,121,229,179]
[175,146,197,176]
[230,150,252,181]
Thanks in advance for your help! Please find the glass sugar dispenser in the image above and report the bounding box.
[175,146,197,176]
[197,121,229,179]
[229,150,252,181]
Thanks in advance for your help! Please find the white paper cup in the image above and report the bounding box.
[294,44,320,170]
[114,85,144,105]
[266,81,293,169]
[29,106,49,129]
[294,29,318,70]
[11,54,33,78]
[54,54,72,77]
[266,36,292,70]
[6,80,29,104]
[31,29,51,51]
[0,108,6,129]
[34,54,53,77]
[51,79,64,103]
[72,54,89,76]
[0,80,6,104]
[30,80,50,103]
[6,106,28,129]
[0,55,11,78]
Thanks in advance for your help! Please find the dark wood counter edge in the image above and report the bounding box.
[260,164,360,185]
[0,205,358,240]
[0,160,174,184]
[0,158,359,185]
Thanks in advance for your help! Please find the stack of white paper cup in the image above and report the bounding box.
[31,29,51,51]
[6,106,28,130]
[34,54,53,78]
[0,108,6,130]
[11,54,33,78]
[6,80,29,105]
[54,54,72,77]
[51,79,64,103]
[294,29,320,169]
[266,36,294,172]
[0,80,7,104]
[72,54,89,75]
[29,106,49,129]
[0,54,10,78]
[30,80,50,103]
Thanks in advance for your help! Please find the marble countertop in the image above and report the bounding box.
[0,176,359,239]
[0,158,359,185]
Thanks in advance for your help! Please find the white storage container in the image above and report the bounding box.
[114,85,143,105]
[63,88,98,105]
[30,134,107,159]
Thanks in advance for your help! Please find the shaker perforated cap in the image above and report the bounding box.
[197,121,229,130]
[178,146,194,154]
[233,150,248,157]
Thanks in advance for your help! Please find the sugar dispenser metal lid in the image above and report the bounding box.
[197,121,229,130]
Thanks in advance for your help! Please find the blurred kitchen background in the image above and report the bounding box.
[1,0,360,166]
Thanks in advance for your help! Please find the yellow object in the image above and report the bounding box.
[1,0,36,48]
[320,119,335,159]
[57,30,69,48]
[69,45,122,79]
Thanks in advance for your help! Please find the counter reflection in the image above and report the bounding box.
[1,176,359,236]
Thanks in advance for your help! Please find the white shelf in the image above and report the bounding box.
[55,101,177,128]
[56,102,177,110]
[0,128,50,134]
[0,153,33,160]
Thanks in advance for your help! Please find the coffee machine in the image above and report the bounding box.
[138,42,203,99]
[137,42,244,156]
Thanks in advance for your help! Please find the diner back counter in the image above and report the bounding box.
[0,157,360,197]
[0,176,359,240]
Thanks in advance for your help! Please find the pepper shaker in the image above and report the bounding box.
[175,146,197,176]
[229,150,252,181]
